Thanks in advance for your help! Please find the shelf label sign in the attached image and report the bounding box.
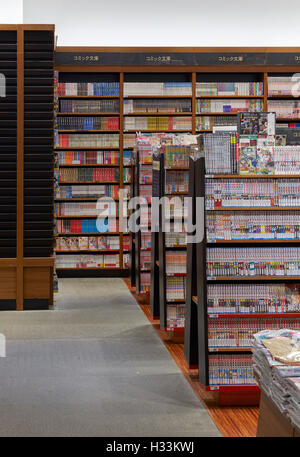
[55,52,267,66]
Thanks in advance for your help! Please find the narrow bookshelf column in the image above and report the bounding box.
[0,25,54,311]
[0,28,17,310]
[158,142,196,333]
[23,28,55,310]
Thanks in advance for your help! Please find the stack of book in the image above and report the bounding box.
[207,283,300,314]
[57,116,119,131]
[124,82,192,96]
[196,82,263,97]
[58,82,120,96]
[57,133,119,148]
[60,99,120,113]
[252,329,300,430]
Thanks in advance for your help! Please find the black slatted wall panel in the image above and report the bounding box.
[0,31,17,257]
[24,30,54,257]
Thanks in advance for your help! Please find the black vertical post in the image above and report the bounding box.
[195,153,209,386]
[184,156,199,367]
[158,151,167,329]
[129,160,136,287]
[135,150,141,292]
[150,150,162,318]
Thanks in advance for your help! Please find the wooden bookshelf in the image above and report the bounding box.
[0,25,55,311]
[54,71,129,276]
[185,155,300,406]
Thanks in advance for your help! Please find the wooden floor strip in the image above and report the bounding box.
[124,278,259,437]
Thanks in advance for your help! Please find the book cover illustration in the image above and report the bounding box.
[89,236,98,250]
[238,113,259,135]
[256,136,275,174]
[238,136,257,174]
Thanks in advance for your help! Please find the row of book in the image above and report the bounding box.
[56,235,129,251]
[139,165,152,184]
[267,76,298,96]
[58,167,120,182]
[201,133,238,174]
[196,99,263,113]
[56,218,119,234]
[166,276,186,301]
[206,247,300,278]
[124,99,192,113]
[56,202,118,216]
[124,134,136,148]
[140,272,151,293]
[209,355,256,386]
[165,251,187,274]
[57,116,119,131]
[165,146,190,168]
[140,251,151,271]
[208,317,300,349]
[165,171,189,193]
[124,116,192,131]
[253,329,300,431]
[124,82,192,96]
[59,99,120,113]
[196,116,237,131]
[165,232,187,247]
[141,233,151,249]
[207,283,300,314]
[196,82,264,97]
[57,150,125,165]
[206,211,300,241]
[167,304,185,330]
[57,134,120,148]
[203,136,300,175]
[57,82,120,96]
[268,100,300,119]
[55,184,125,199]
[56,254,120,269]
[205,179,300,209]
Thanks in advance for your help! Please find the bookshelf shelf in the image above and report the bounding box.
[123,95,193,99]
[275,118,300,122]
[58,164,120,167]
[208,239,300,244]
[206,385,260,392]
[124,129,192,133]
[56,215,119,219]
[208,207,300,211]
[57,232,121,236]
[207,275,300,281]
[55,147,120,150]
[57,112,120,116]
[124,112,193,116]
[59,180,120,184]
[196,95,264,99]
[268,95,300,99]
[208,348,252,352]
[55,198,121,201]
[56,249,120,253]
[208,313,300,318]
[206,174,300,179]
[58,130,120,133]
[58,95,120,99]
[196,112,239,115]
[56,267,122,270]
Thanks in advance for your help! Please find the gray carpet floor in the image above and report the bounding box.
[0,278,221,437]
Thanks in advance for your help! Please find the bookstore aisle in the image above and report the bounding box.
[0,278,221,437]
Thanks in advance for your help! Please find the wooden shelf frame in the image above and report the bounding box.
[0,24,55,311]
